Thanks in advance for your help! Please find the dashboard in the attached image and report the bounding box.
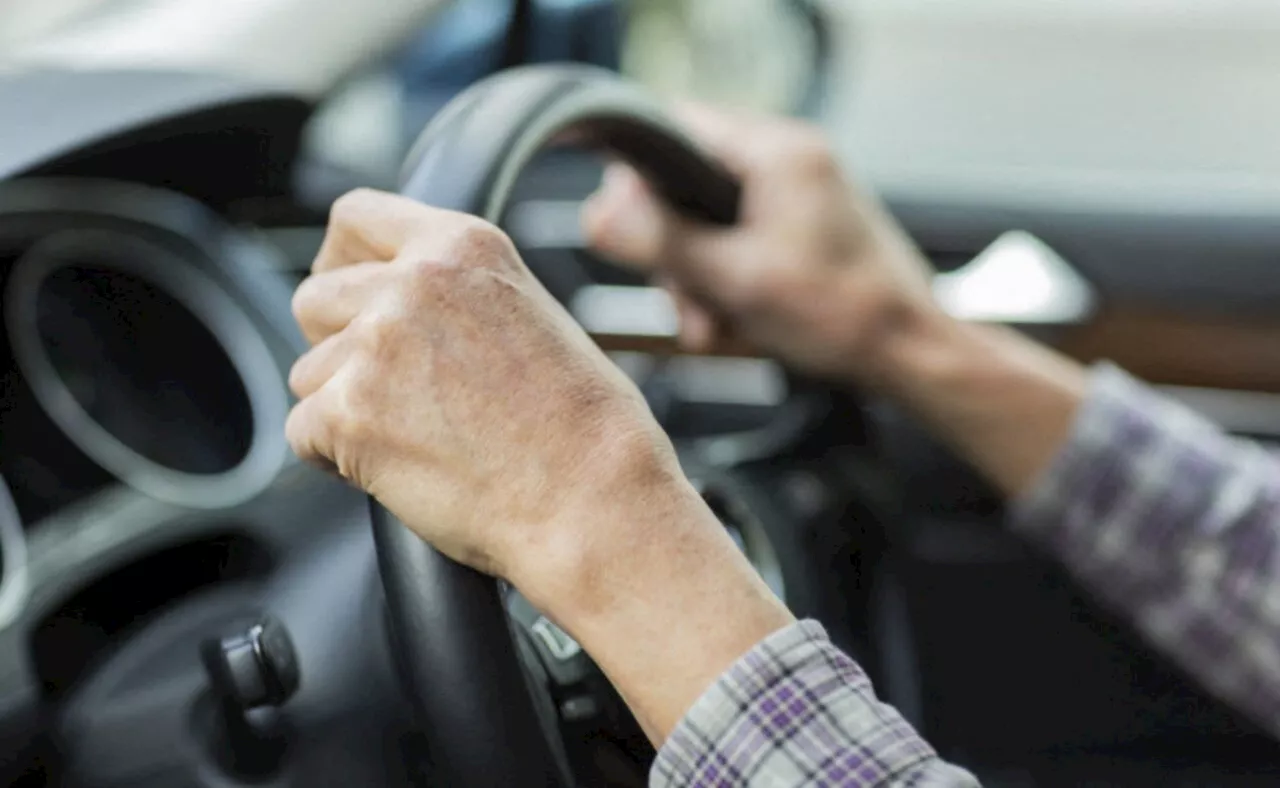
[0,64,842,787]
[0,177,340,673]
[0,70,387,784]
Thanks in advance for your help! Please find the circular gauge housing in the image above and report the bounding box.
[4,229,289,509]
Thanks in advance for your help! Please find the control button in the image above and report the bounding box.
[559,695,600,722]
[507,591,594,689]
[531,616,582,662]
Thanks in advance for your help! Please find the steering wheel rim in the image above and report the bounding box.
[372,64,741,786]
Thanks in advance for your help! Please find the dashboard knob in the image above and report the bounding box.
[202,615,300,711]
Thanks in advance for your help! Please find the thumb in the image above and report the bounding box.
[583,163,753,302]
[582,163,671,269]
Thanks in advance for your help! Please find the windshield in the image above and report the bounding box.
[1,0,445,98]
[0,0,112,47]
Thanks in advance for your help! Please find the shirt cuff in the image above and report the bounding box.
[1008,361,1224,554]
[650,620,968,787]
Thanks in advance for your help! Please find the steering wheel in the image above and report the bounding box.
[369,64,742,786]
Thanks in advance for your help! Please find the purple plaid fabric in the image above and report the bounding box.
[650,620,978,787]
[651,363,1280,785]
[1010,363,1280,734]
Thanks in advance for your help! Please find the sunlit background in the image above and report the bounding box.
[7,0,1280,194]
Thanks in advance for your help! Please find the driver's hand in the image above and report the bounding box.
[288,189,796,742]
[582,105,938,386]
[286,190,687,599]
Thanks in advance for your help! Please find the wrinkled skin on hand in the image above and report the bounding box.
[286,189,682,595]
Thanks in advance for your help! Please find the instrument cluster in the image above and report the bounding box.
[0,177,301,629]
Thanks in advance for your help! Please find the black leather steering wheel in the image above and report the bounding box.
[370,64,741,786]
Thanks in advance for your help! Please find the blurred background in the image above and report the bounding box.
[8,0,1280,195]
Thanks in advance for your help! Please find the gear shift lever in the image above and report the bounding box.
[200,614,300,778]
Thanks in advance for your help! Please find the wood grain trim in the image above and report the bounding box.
[591,307,1280,393]
[1056,307,1280,394]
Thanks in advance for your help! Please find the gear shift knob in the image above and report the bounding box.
[202,614,300,711]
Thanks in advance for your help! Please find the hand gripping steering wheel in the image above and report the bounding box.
[370,65,741,786]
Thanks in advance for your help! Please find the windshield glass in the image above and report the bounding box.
[0,0,113,47]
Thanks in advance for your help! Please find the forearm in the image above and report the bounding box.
[518,453,983,786]
[866,307,1089,498]
[537,307,1090,745]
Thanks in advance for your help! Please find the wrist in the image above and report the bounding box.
[873,308,1086,414]
[859,304,1090,497]
[522,452,786,634]
[850,295,964,394]
[828,214,958,392]
[514,449,794,740]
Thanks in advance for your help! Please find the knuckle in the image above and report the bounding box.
[453,220,513,266]
[286,359,307,397]
[721,254,780,311]
[786,129,838,176]
[355,310,403,355]
[329,187,382,225]
[326,376,374,442]
[283,403,310,450]
[285,398,335,468]
[404,255,453,284]
[290,276,322,324]
[734,268,787,314]
[399,259,458,310]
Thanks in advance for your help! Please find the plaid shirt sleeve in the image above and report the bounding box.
[652,362,1280,786]
[1009,362,1280,735]
[650,620,980,787]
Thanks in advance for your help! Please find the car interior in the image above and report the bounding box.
[2,0,1280,785]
